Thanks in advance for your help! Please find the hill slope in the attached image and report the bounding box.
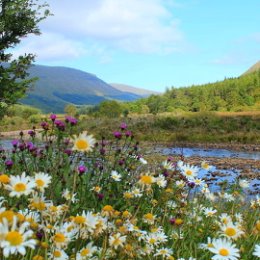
[133,69,260,113]
[243,60,260,75]
[110,83,160,96]
[21,65,142,113]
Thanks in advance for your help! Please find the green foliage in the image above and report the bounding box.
[98,100,123,118]
[64,104,78,116]
[0,0,50,118]
[6,104,41,119]
[127,71,260,114]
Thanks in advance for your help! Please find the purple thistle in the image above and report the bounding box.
[28,130,36,137]
[50,113,57,121]
[11,139,19,148]
[5,159,13,169]
[40,121,49,130]
[78,165,87,175]
[125,130,132,137]
[113,131,122,139]
[120,122,127,130]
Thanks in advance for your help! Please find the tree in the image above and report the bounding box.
[99,100,123,118]
[0,0,50,118]
[64,104,77,116]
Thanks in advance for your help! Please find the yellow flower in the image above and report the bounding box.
[175,218,183,225]
[139,174,155,185]
[0,174,10,184]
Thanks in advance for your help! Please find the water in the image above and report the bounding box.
[155,146,260,196]
[0,140,13,150]
[156,147,260,160]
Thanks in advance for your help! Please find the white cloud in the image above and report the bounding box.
[12,0,184,61]
[11,33,87,61]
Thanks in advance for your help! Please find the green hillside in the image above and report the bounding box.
[20,64,142,113]
[130,69,260,113]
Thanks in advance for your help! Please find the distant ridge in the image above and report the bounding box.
[110,83,161,97]
[243,60,260,75]
[20,64,144,113]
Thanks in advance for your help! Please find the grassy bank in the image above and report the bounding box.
[1,111,260,144]
[77,111,260,144]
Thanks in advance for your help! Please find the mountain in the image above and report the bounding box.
[243,60,260,75]
[20,65,143,113]
[110,83,160,97]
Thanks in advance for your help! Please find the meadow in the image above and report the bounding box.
[0,114,259,260]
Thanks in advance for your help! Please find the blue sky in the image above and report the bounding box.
[12,0,260,92]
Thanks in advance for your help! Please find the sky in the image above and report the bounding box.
[12,0,260,92]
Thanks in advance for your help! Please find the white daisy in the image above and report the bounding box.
[5,172,35,198]
[109,233,126,250]
[76,242,98,259]
[34,172,52,191]
[219,222,244,240]
[253,244,260,258]
[49,249,69,260]
[208,237,240,260]
[238,179,250,189]
[203,207,217,217]
[111,170,122,182]
[72,132,95,152]
[52,223,76,249]
[73,211,98,233]
[156,174,167,188]
[154,247,173,258]
[62,189,78,203]
[201,161,212,170]
[179,163,199,180]
[131,187,143,197]
[162,160,175,170]
[0,216,36,257]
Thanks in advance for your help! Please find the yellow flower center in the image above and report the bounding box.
[76,139,89,150]
[144,213,154,221]
[0,174,10,184]
[207,243,214,248]
[14,182,26,192]
[36,179,45,187]
[54,233,66,243]
[125,244,133,251]
[53,250,62,257]
[219,248,229,256]
[30,201,46,211]
[124,192,133,199]
[80,248,90,256]
[149,238,156,244]
[186,170,192,176]
[74,216,86,224]
[33,255,44,260]
[103,205,114,212]
[6,231,23,246]
[175,218,183,225]
[112,237,121,246]
[50,206,58,212]
[140,175,153,184]
[0,210,15,222]
[160,249,167,254]
[225,227,236,237]
[202,162,209,169]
